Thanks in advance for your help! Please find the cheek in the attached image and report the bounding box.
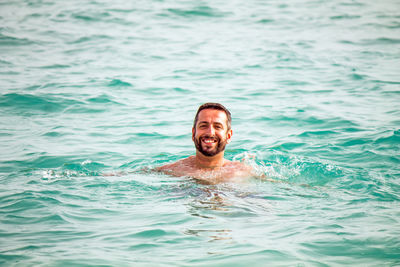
[218,131,227,139]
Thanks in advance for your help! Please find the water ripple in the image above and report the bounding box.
[0,0,399,265]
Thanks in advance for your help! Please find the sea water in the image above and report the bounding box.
[1,0,399,266]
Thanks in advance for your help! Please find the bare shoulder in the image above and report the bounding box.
[231,160,277,182]
[228,160,278,181]
[226,160,254,171]
[156,156,194,174]
[156,161,177,171]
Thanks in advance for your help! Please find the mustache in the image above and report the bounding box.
[200,135,219,142]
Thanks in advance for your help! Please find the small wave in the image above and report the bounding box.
[0,33,35,46]
[339,2,365,6]
[0,93,84,115]
[233,151,342,186]
[298,130,338,137]
[107,79,132,87]
[372,130,400,155]
[166,6,228,18]
[374,129,400,145]
[339,37,400,47]
[338,137,371,147]
[363,22,400,29]
[86,94,123,105]
[373,79,400,85]
[42,131,67,138]
[269,142,306,151]
[38,64,70,69]
[62,209,118,222]
[68,34,113,44]
[349,72,367,80]
[72,12,111,22]
[255,114,358,130]
[130,229,169,238]
[0,58,12,65]
[330,15,361,20]
[116,132,169,145]
[257,19,274,24]
[39,160,107,180]
[0,196,44,212]
[361,37,400,45]
[0,253,30,263]
[4,214,67,225]
[63,105,108,114]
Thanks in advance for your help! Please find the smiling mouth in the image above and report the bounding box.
[201,137,217,145]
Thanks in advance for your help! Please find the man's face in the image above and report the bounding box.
[192,109,232,157]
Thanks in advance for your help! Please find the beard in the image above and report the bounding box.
[194,133,228,157]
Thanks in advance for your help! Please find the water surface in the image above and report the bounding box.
[1,0,399,265]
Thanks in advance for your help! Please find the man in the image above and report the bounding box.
[157,103,257,184]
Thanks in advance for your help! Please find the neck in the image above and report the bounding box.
[194,151,226,169]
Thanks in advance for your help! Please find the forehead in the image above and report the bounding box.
[197,109,228,125]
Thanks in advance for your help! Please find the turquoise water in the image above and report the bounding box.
[1,0,400,265]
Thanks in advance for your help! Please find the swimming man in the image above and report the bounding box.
[157,102,258,184]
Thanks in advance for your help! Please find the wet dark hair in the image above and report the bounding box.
[193,102,231,130]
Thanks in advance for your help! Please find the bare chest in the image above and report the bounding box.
[169,164,250,184]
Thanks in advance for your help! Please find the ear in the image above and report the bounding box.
[192,127,195,141]
[226,129,233,144]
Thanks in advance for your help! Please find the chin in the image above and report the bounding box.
[201,149,220,157]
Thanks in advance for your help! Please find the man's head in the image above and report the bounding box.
[192,103,232,157]
[193,103,231,130]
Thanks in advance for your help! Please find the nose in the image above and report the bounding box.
[206,125,215,136]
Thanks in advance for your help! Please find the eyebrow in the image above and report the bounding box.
[198,121,224,127]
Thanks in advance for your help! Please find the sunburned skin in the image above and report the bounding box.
[156,156,257,184]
